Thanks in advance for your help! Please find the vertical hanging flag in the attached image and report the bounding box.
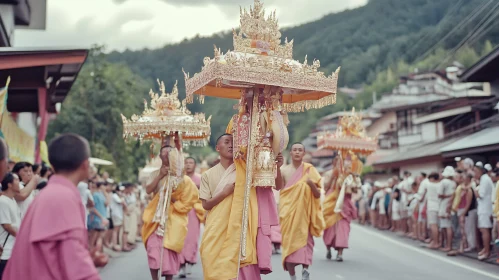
[0,76,10,124]
[0,76,11,138]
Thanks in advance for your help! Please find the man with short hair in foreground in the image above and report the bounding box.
[3,133,106,280]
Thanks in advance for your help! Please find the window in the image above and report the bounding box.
[397,109,421,136]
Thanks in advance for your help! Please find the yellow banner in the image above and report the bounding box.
[1,111,35,163]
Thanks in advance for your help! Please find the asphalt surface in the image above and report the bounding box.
[100,224,499,280]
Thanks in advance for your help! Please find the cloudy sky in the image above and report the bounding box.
[14,0,367,51]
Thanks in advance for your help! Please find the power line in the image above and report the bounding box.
[406,0,466,56]
[413,0,493,63]
[433,3,499,70]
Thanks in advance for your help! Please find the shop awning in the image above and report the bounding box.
[373,137,462,168]
[440,126,499,157]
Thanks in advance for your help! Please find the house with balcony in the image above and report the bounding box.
[305,61,495,176]
[372,62,497,176]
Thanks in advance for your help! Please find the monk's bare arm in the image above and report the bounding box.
[324,173,335,194]
[1,224,17,237]
[146,174,163,195]
[15,175,39,201]
[307,180,321,199]
[462,189,473,215]
[201,185,233,211]
[275,168,283,191]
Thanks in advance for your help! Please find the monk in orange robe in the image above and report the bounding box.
[280,143,325,280]
[142,145,198,280]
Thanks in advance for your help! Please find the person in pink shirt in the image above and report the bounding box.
[179,157,203,278]
[3,133,106,280]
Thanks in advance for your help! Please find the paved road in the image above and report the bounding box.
[100,224,499,280]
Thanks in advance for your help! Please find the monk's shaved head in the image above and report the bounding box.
[0,138,7,161]
[216,133,232,145]
[291,142,305,151]
[49,133,90,173]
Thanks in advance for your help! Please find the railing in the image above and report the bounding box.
[378,131,399,149]
[443,114,499,139]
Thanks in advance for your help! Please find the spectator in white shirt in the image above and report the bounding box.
[474,165,494,260]
[12,162,40,219]
[438,166,457,252]
[359,179,372,224]
[110,185,127,252]
[77,181,95,228]
[415,173,429,241]
[426,172,441,249]
[0,173,22,276]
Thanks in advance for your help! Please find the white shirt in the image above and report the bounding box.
[426,181,440,212]
[110,193,124,219]
[361,183,372,200]
[0,195,21,260]
[477,174,494,216]
[415,178,429,202]
[125,193,137,212]
[17,182,35,219]
[371,190,385,210]
[77,182,94,227]
[438,178,456,217]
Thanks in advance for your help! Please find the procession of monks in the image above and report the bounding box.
[138,133,359,280]
[0,132,358,280]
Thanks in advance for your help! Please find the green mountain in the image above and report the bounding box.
[107,0,499,145]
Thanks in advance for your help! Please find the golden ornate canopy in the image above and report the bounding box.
[317,108,378,156]
[121,80,211,146]
[183,0,340,112]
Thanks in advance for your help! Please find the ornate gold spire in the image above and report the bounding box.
[233,0,293,58]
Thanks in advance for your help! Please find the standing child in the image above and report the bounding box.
[88,181,109,252]
[392,188,401,232]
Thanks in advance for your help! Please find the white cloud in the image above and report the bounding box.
[14,0,367,51]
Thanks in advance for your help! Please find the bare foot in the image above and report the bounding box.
[424,238,431,244]
[426,244,439,250]
[447,250,459,256]
[478,254,490,261]
[439,248,451,252]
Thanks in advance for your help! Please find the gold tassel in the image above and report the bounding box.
[150,142,155,159]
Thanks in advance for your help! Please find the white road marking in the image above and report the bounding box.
[353,224,499,279]
[335,274,344,279]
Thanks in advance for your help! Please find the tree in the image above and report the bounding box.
[47,45,152,181]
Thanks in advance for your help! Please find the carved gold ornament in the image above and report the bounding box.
[183,0,339,112]
[121,80,211,147]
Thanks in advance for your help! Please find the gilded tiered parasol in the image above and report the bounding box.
[317,108,378,157]
[183,0,340,111]
[121,80,211,147]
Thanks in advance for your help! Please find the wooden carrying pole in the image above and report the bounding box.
[236,88,260,279]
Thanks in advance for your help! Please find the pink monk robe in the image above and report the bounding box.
[142,174,199,276]
[180,174,203,265]
[3,175,100,280]
[256,187,279,274]
[279,163,325,267]
[323,193,358,249]
[270,225,282,244]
